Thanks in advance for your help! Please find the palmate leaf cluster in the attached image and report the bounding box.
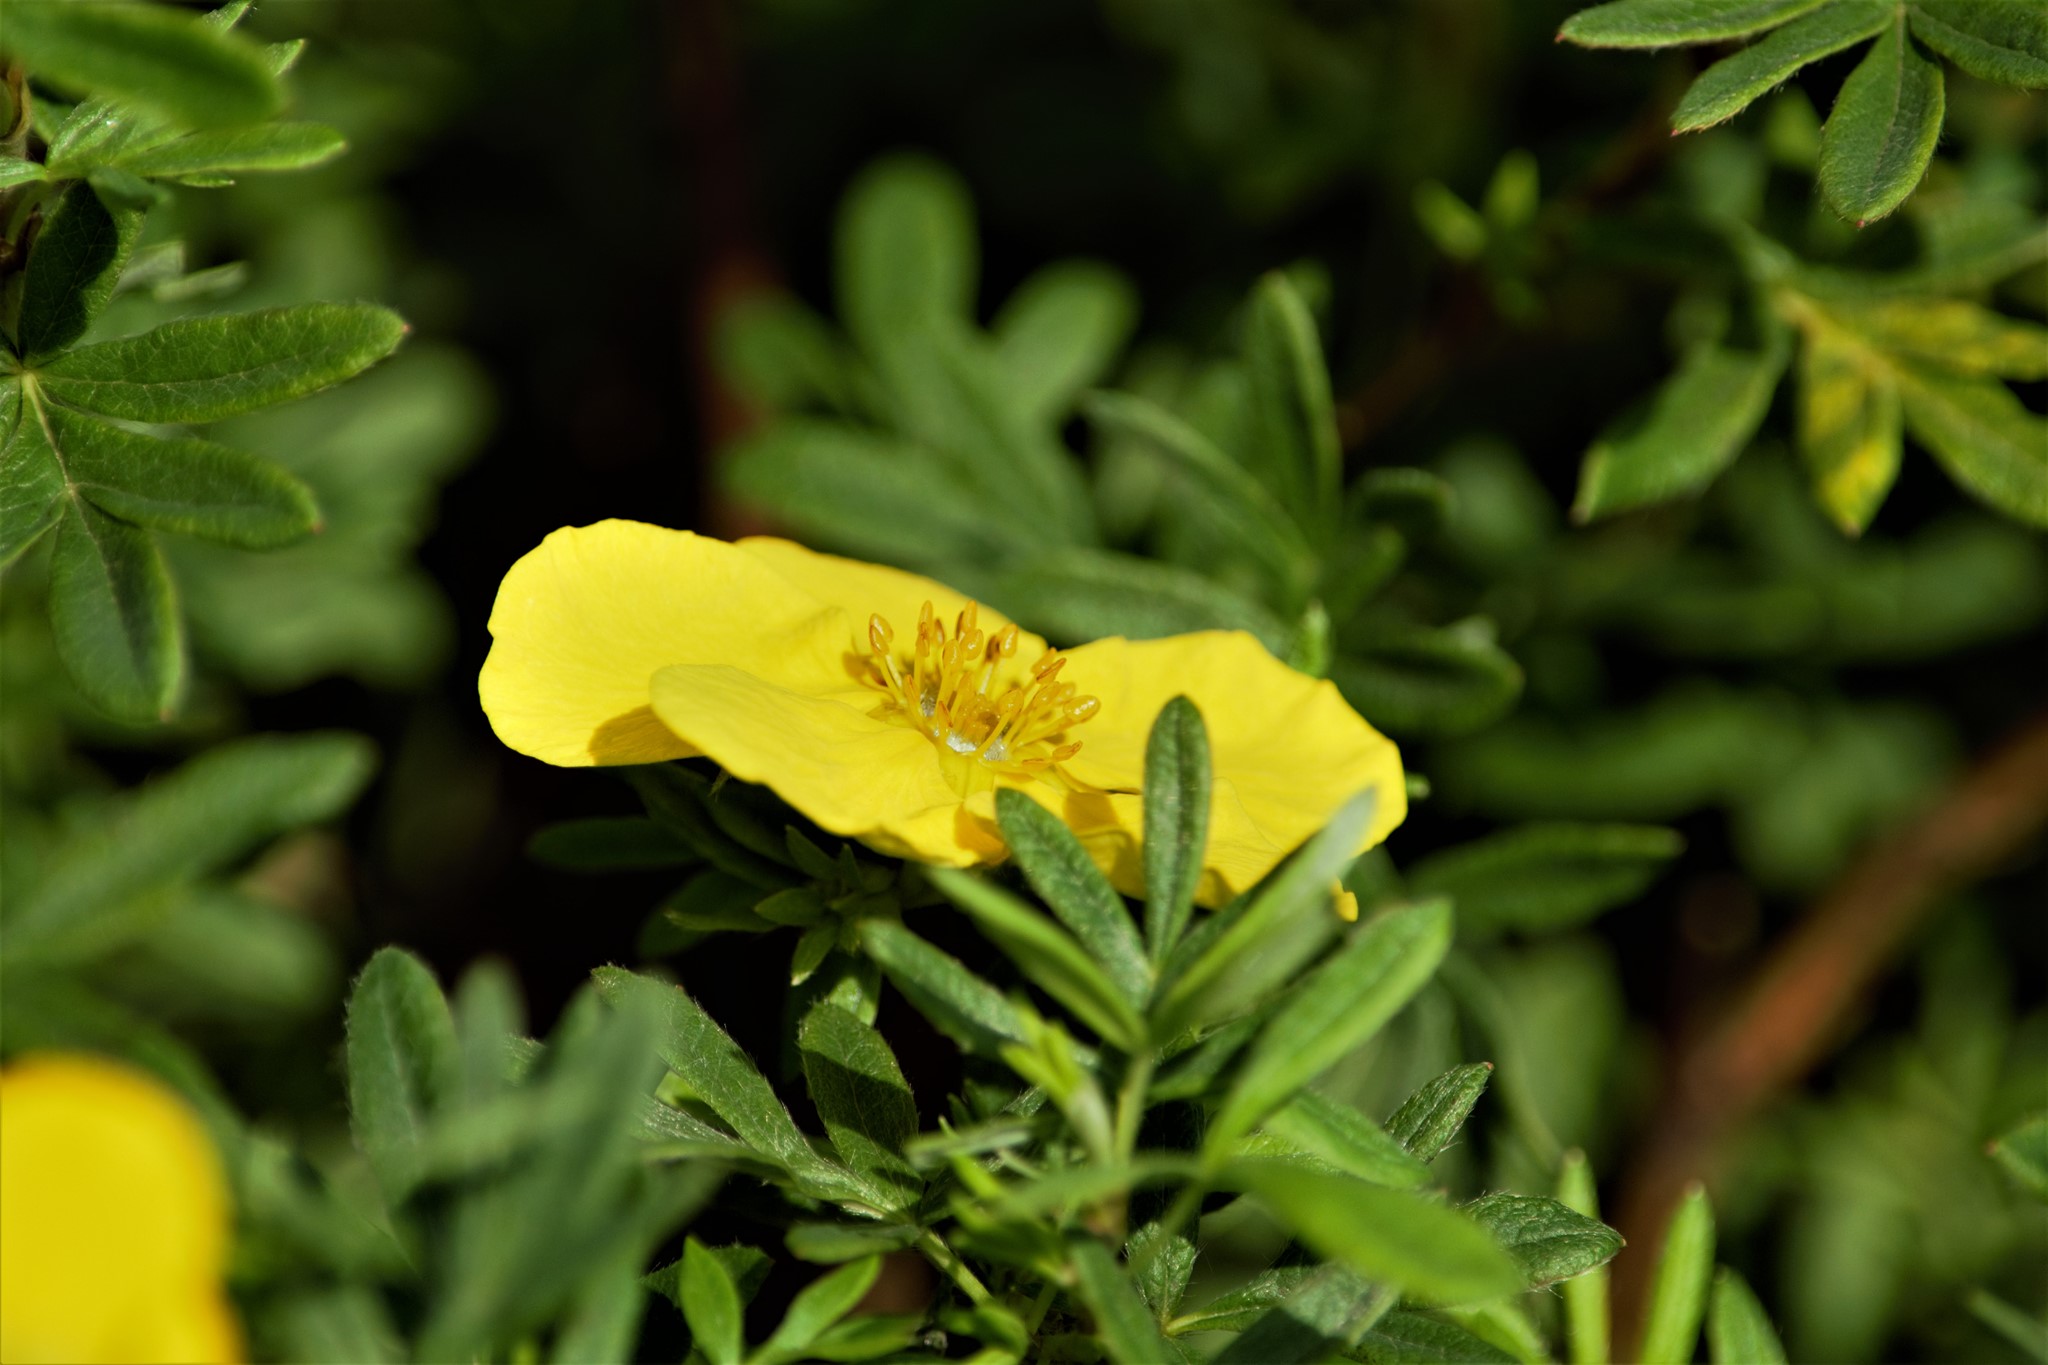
[0,0,406,721]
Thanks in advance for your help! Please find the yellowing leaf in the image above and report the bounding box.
[1797,324,1903,534]
[1835,297,2048,380]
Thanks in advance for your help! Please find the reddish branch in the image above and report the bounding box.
[1610,709,2048,1355]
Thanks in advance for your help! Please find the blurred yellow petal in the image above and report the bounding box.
[0,1053,241,1365]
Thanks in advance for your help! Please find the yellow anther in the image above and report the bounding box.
[1067,696,1100,724]
[994,624,1019,658]
[1051,741,1082,761]
[868,613,894,655]
[1034,654,1066,683]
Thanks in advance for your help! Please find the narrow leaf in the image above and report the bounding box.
[1640,1184,1716,1365]
[1708,1267,1788,1364]
[1261,1091,1433,1189]
[0,392,65,566]
[1560,0,1831,47]
[1817,16,1945,224]
[1233,1160,1524,1304]
[1909,1,2048,89]
[1386,1063,1494,1163]
[860,919,1028,1054]
[345,947,459,1206]
[798,1003,921,1207]
[1463,1193,1625,1289]
[14,182,143,360]
[1798,323,1903,534]
[996,788,1149,1006]
[1896,364,2048,528]
[1558,1151,1610,1365]
[1354,1310,1518,1363]
[680,1238,745,1365]
[39,304,407,423]
[760,1257,882,1362]
[1573,334,1790,520]
[54,407,319,549]
[1144,696,1212,963]
[1151,790,1376,1039]
[1672,3,1892,131]
[48,497,182,722]
[929,867,1148,1050]
[1406,823,1682,937]
[1243,271,1342,538]
[1989,1112,2048,1199]
[994,259,1139,421]
[1071,1240,1178,1365]
[1211,899,1453,1150]
[835,155,977,357]
[1332,623,1524,739]
[112,122,348,178]
[0,1,279,127]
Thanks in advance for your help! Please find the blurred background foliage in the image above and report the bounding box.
[1,0,2043,1361]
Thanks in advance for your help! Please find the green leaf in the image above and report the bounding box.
[1215,1264,1387,1363]
[1965,1289,2048,1364]
[1463,1193,1624,1289]
[1817,15,1944,224]
[806,1314,924,1362]
[1909,1,2048,88]
[1243,272,1342,539]
[859,919,1028,1054]
[785,1221,921,1264]
[114,889,337,1022]
[1,388,65,565]
[836,155,977,358]
[1386,1063,1494,1163]
[1406,823,1682,937]
[1143,696,1212,964]
[38,304,407,423]
[1070,1239,1178,1365]
[527,817,697,871]
[47,496,182,721]
[1560,0,1831,47]
[994,259,1139,421]
[1708,1267,1788,1364]
[1152,789,1377,1039]
[1896,364,2048,528]
[0,1,279,127]
[0,158,47,189]
[14,181,143,361]
[928,867,1148,1050]
[1352,468,1456,541]
[7,731,374,958]
[345,947,459,1206]
[1572,334,1790,520]
[1211,900,1453,1151]
[1797,322,1903,534]
[51,407,319,549]
[996,788,1150,1007]
[593,968,871,1203]
[1640,1184,1715,1365]
[995,548,1290,656]
[647,1244,773,1315]
[1671,4,1892,131]
[715,292,867,415]
[1332,622,1524,738]
[108,122,347,178]
[759,1257,881,1364]
[1079,388,1318,598]
[1989,1112,2048,1199]
[1837,297,2048,380]
[723,419,1013,571]
[798,1003,921,1208]
[1260,1091,1434,1189]
[1232,1160,1524,1304]
[1351,1310,1518,1363]
[680,1238,745,1365]
[1557,1151,1609,1365]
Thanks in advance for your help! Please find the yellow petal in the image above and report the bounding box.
[736,536,1045,657]
[1053,631,1406,903]
[1,1053,241,1364]
[481,521,852,766]
[650,663,1002,865]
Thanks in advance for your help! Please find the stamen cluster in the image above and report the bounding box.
[864,600,1097,773]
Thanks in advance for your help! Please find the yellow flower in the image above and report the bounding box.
[0,1053,241,1364]
[480,521,1405,903]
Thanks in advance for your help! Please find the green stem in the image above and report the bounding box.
[916,1229,992,1305]
[1112,1052,1155,1160]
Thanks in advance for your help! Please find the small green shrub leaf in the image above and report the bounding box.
[1464,1192,1625,1288]
[860,920,1028,1054]
[1672,4,1891,131]
[1386,1063,1494,1162]
[1908,0,2048,88]
[1708,1267,1788,1364]
[14,182,144,361]
[345,947,459,1206]
[55,408,318,549]
[1407,822,1682,937]
[996,788,1149,1006]
[1817,16,1945,223]
[1143,696,1212,964]
[1640,1184,1716,1365]
[0,0,280,127]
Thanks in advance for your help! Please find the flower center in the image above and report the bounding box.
[862,600,1097,781]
